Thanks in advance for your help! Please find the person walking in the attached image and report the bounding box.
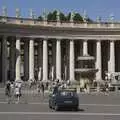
[10,81,15,102]
[105,82,109,96]
[41,82,45,97]
[14,85,21,104]
[5,81,11,104]
[14,81,22,104]
[37,82,41,93]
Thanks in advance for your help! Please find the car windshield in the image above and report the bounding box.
[59,90,76,96]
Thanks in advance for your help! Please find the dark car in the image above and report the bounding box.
[49,88,79,111]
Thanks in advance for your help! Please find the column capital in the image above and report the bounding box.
[109,40,116,42]
[29,37,35,40]
[56,39,61,42]
[15,36,21,39]
[83,39,88,42]
[96,40,101,42]
[70,39,74,41]
[43,38,48,41]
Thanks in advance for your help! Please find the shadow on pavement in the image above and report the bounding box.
[53,107,85,112]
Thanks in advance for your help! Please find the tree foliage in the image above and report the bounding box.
[38,10,92,22]
[38,16,43,21]
[74,13,83,22]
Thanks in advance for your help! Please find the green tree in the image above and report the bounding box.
[38,10,92,22]
[47,10,67,21]
[66,12,71,21]
[47,12,53,21]
[38,16,43,21]
[74,13,83,22]
[51,10,57,21]
[47,10,57,21]
[60,12,67,21]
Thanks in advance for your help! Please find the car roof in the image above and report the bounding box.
[59,88,76,92]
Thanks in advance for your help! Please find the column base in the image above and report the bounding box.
[15,79,23,82]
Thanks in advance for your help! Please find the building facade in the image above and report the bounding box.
[0,9,120,85]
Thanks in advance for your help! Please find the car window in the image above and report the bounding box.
[59,91,75,96]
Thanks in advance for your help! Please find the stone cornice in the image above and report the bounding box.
[1,18,120,40]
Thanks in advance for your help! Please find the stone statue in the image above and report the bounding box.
[16,8,20,18]
[83,10,88,22]
[2,6,7,16]
[70,12,74,22]
[96,16,101,22]
[109,13,114,22]
[43,9,47,21]
[56,10,60,21]
[29,9,34,19]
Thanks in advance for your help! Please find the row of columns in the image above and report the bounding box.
[2,37,75,82]
[2,36,115,83]
[15,39,116,82]
[83,40,115,81]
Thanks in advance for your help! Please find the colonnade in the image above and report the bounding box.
[1,36,116,83]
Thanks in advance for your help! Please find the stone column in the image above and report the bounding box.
[56,39,61,81]
[10,39,15,81]
[29,39,34,80]
[51,41,56,80]
[2,36,8,83]
[15,37,21,81]
[38,41,42,70]
[38,41,42,81]
[95,40,102,80]
[83,40,88,55]
[43,39,48,81]
[69,40,75,82]
[24,40,29,81]
[108,40,115,73]
[52,41,56,67]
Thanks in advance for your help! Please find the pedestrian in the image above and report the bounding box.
[105,82,109,95]
[14,81,22,104]
[5,81,11,104]
[10,81,14,101]
[29,79,33,88]
[41,82,45,97]
[37,83,41,93]
[14,85,21,104]
[53,84,59,94]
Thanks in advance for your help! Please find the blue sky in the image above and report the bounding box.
[0,0,120,21]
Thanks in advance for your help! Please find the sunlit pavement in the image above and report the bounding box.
[0,87,120,120]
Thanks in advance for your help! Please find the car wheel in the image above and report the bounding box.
[54,104,59,111]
